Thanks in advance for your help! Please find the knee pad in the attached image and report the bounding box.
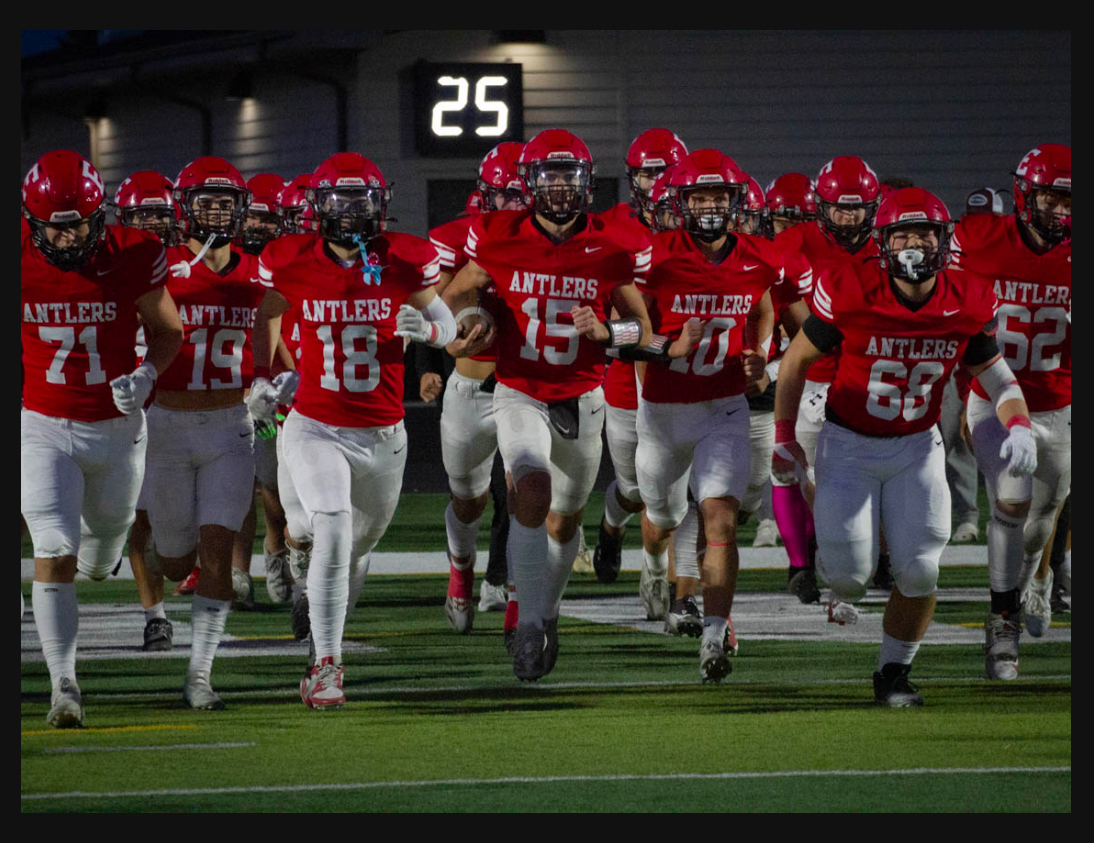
[30,527,78,561]
[895,557,939,599]
[76,532,128,581]
[816,542,871,602]
[1024,504,1063,559]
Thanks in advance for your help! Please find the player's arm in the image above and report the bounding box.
[773,315,837,477]
[396,285,458,348]
[780,299,812,338]
[742,289,774,385]
[109,286,184,415]
[442,260,496,358]
[135,285,183,377]
[247,289,291,421]
[963,329,1037,477]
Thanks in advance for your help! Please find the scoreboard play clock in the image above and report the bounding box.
[413,62,524,157]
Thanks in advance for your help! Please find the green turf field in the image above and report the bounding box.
[21,560,1071,813]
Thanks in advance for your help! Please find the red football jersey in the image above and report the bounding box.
[157,246,263,393]
[258,232,440,427]
[642,229,784,404]
[814,262,998,436]
[952,214,1071,412]
[465,210,651,402]
[600,204,653,410]
[775,221,879,384]
[430,214,498,364]
[21,225,168,422]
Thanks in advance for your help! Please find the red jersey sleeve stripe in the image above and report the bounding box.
[812,278,834,320]
[422,260,441,285]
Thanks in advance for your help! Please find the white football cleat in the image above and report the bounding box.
[183,671,225,711]
[639,557,670,621]
[264,546,294,604]
[951,521,980,543]
[478,580,508,613]
[47,678,83,729]
[301,658,345,710]
[1024,571,1053,638]
[572,529,594,574]
[445,558,475,634]
[827,600,860,626]
[752,518,780,548]
[699,637,732,684]
[231,568,256,611]
[984,612,1021,680]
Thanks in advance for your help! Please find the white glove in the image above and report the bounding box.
[394,304,435,344]
[109,361,156,415]
[1000,424,1037,477]
[247,377,280,422]
[272,370,300,405]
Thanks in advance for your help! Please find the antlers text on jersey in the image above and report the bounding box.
[506,270,599,301]
[670,293,754,317]
[299,297,392,324]
[864,336,961,361]
[23,301,118,324]
[991,279,1070,307]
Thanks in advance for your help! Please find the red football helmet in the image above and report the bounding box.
[735,176,768,237]
[478,142,528,212]
[277,173,312,234]
[644,167,679,233]
[518,129,595,224]
[669,149,748,242]
[815,156,880,251]
[1014,144,1071,243]
[113,170,179,245]
[626,128,688,209]
[174,156,250,247]
[765,173,817,230]
[873,187,953,284]
[22,150,108,270]
[464,190,483,216]
[307,152,391,246]
[240,173,286,254]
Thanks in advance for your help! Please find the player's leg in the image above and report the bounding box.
[439,373,498,633]
[875,428,949,705]
[813,423,881,624]
[276,428,313,641]
[482,454,510,612]
[1020,406,1071,636]
[22,410,86,728]
[691,395,751,682]
[635,399,694,622]
[230,493,258,611]
[967,393,1031,674]
[596,404,644,583]
[174,406,254,711]
[1049,494,1071,611]
[144,407,201,585]
[746,409,779,547]
[281,411,354,709]
[128,507,171,650]
[541,388,606,675]
[667,497,703,636]
[493,384,554,680]
[775,381,824,599]
[255,430,293,604]
[940,376,980,542]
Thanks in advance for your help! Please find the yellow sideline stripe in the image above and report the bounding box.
[22,724,200,738]
[956,621,1070,629]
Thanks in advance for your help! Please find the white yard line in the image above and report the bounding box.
[21,765,1071,801]
[42,742,255,755]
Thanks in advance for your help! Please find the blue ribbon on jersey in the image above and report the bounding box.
[353,235,383,285]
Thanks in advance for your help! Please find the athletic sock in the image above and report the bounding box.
[544,530,579,619]
[772,484,812,570]
[308,511,353,663]
[504,592,519,632]
[188,595,229,678]
[878,633,920,670]
[643,547,668,576]
[346,552,371,619]
[603,480,635,530]
[507,521,547,631]
[32,581,78,688]
[702,615,728,646]
[144,601,167,624]
[445,501,480,566]
[673,502,701,581]
[987,507,1026,592]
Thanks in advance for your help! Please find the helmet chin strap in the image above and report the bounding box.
[170,233,218,278]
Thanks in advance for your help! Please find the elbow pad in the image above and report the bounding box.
[976,357,1024,410]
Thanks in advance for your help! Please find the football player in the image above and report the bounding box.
[636,150,789,681]
[135,156,268,710]
[774,187,1036,706]
[426,142,527,636]
[113,171,187,650]
[22,150,183,727]
[771,156,884,604]
[249,152,454,709]
[277,174,313,234]
[765,173,817,237]
[951,144,1070,674]
[442,129,655,681]
[594,129,687,587]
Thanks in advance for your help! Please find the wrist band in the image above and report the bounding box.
[604,318,642,349]
[254,366,271,381]
[1005,415,1032,430]
[775,419,797,443]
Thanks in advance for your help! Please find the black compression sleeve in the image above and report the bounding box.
[962,331,1001,367]
[802,314,844,354]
